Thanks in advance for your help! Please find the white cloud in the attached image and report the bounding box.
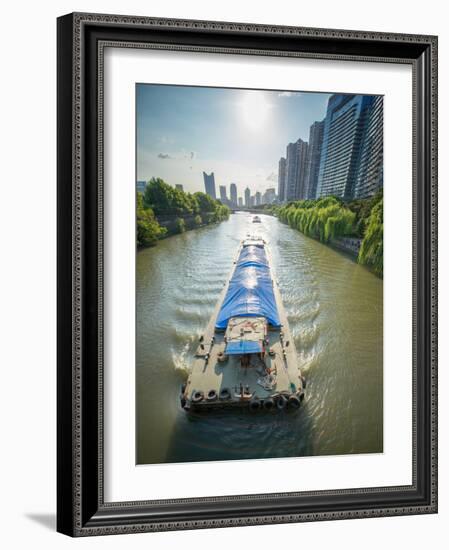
[277,91,302,98]
[157,151,198,161]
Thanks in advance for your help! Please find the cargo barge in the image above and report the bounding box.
[180,236,305,412]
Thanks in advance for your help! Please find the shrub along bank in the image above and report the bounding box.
[137,177,231,248]
[274,192,383,277]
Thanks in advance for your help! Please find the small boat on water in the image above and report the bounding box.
[180,236,305,412]
[252,215,262,223]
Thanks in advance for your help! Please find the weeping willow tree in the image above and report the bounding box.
[275,193,383,278]
[358,199,383,277]
[277,197,355,243]
[324,209,356,242]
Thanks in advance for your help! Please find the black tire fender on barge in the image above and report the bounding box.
[276,394,288,410]
[207,389,218,401]
[219,388,231,400]
[288,395,301,410]
[192,390,204,403]
[263,397,275,411]
[249,399,261,411]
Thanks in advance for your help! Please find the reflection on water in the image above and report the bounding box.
[136,213,383,464]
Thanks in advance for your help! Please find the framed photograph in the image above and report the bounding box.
[57,12,438,536]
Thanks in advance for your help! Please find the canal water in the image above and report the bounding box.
[136,212,383,464]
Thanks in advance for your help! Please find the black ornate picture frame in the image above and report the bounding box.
[57,12,438,536]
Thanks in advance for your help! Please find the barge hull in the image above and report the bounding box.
[182,238,304,412]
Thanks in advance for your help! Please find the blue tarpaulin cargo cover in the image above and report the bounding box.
[225,340,262,355]
[236,244,268,267]
[215,245,281,329]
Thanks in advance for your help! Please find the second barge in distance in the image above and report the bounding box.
[180,236,305,412]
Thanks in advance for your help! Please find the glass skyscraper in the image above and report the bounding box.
[285,139,308,201]
[219,185,228,203]
[244,187,251,207]
[230,183,238,206]
[276,93,382,204]
[316,94,383,199]
[353,95,384,198]
[304,120,324,199]
[277,157,286,202]
[203,172,216,199]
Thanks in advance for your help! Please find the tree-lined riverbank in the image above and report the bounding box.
[137,178,231,248]
[273,192,383,277]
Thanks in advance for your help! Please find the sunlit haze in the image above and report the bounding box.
[239,91,272,132]
[137,84,331,196]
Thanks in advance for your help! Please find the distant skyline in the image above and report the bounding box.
[136,84,332,195]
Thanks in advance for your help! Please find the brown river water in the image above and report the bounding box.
[136,212,383,464]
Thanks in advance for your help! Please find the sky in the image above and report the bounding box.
[136,84,332,197]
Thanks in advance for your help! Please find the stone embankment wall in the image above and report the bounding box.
[331,236,362,256]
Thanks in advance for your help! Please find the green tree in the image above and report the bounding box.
[347,189,383,237]
[143,177,173,214]
[141,178,230,235]
[358,198,383,277]
[278,196,354,243]
[275,193,383,277]
[136,193,166,247]
[175,217,186,233]
[143,177,200,216]
[194,191,218,213]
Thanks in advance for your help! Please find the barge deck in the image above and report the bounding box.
[181,237,305,412]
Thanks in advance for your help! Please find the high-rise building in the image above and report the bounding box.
[250,195,256,207]
[353,95,383,198]
[175,184,184,192]
[285,139,309,201]
[203,172,216,199]
[316,94,379,199]
[230,183,238,206]
[278,157,286,202]
[244,187,251,207]
[238,197,243,207]
[263,188,276,204]
[285,142,301,201]
[255,191,261,206]
[296,141,309,200]
[285,143,297,201]
[304,120,324,199]
[219,185,228,203]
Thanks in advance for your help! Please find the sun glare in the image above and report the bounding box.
[239,91,272,132]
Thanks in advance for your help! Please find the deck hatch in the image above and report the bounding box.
[225,340,262,355]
